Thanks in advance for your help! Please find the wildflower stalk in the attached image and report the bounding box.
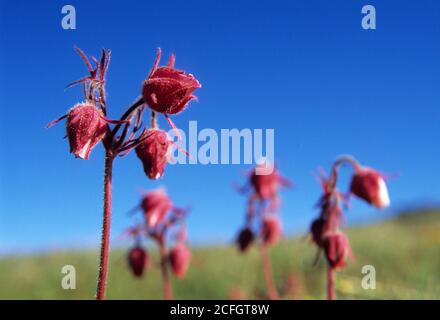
[327,266,335,300]
[151,111,157,128]
[260,244,279,300]
[310,155,391,301]
[159,240,173,300]
[94,98,145,299]
[329,155,360,186]
[96,151,114,299]
[50,48,200,300]
[235,164,289,300]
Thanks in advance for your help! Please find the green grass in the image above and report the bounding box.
[1,210,439,299]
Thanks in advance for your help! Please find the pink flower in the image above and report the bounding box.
[169,243,191,278]
[127,246,149,277]
[140,189,173,228]
[47,103,109,159]
[66,104,109,159]
[261,216,282,246]
[323,232,351,270]
[250,166,291,201]
[236,227,254,253]
[350,167,390,209]
[142,50,201,115]
[135,129,172,180]
[310,218,327,248]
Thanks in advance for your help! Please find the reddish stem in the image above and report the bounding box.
[329,155,361,189]
[151,111,157,129]
[260,244,279,300]
[96,151,114,300]
[159,241,173,300]
[327,266,335,300]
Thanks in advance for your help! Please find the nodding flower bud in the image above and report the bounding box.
[250,166,290,201]
[236,227,254,253]
[323,232,351,271]
[350,167,390,209]
[127,246,149,277]
[261,216,282,246]
[140,189,173,228]
[66,103,108,159]
[310,218,327,248]
[142,50,201,115]
[135,129,172,180]
[169,243,191,278]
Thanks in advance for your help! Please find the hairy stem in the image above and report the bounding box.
[330,155,361,188]
[110,97,144,138]
[327,266,335,300]
[96,151,114,300]
[159,241,173,300]
[260,244,279,300]
[151,111,157,128]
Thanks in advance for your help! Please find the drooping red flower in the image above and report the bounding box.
[127,246,149,277]
[236,227,255,253]
[142,49,201,115]
[250,165,291,201]
[310,217,327,248]
[47,103,109,159]
[169,243,191,278]
[135,128,172,180]
[350,167,390,209]
[66,104,109,159]
[323,232,351,270]
[261,216,282,246]
[140,189,173,228]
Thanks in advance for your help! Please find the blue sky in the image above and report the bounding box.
[0,0,439,254]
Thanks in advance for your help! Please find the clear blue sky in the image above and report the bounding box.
[0,0,439,254]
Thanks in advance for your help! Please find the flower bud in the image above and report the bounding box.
[169,243,191,278]
[350,167,390,209]
[310,218,326,247]
[135,129,172,180]
[236,227,254,253]
[142,51,201,115]
[251,171,278,200]
[323,232,351,270]
[66,103,107,159]
[261,216,282,246]
[250,165,290,201]
[140,189,173,228]
[127,246,149,277]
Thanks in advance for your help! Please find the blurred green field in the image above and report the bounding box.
[1,210,439,300]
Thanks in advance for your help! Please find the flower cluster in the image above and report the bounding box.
[310,156,390,299]
[46,49,122,159]
[125,189,190,299]
[47,47,200,300]
[48,47,200,180]
[236,163,291,252]
[135,48,200,179]
[234,163,291,300]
